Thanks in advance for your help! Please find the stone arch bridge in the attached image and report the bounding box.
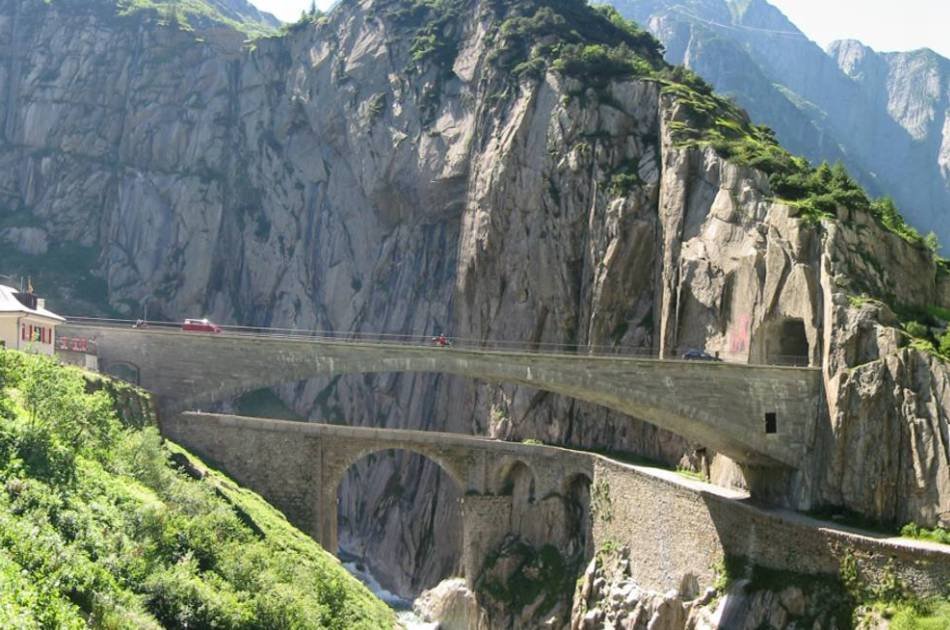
[163,412,594,582]
[60,323,822,468]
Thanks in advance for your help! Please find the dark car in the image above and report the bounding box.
[681,348,721,362]
[182,318,222,333]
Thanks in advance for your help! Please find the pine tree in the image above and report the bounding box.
[166,0,182,29]
[925,231,940,253]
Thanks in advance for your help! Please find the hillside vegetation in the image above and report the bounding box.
[392,0,935,252]
[0,349,393,629]
[116,0,278,37]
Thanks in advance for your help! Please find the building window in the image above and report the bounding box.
[765,412,777,434]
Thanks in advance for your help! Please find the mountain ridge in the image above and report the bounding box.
[611,0,950,247]
[116,0,280,36]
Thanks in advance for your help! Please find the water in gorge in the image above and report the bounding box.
[340,550,436,629]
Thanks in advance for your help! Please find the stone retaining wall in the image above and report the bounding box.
[592,457,950,598]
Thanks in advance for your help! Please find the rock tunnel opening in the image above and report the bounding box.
[336,448,463,600]
[764,318,810,366]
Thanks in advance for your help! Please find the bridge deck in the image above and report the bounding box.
[61,321,823,468]
[62,317,817,367]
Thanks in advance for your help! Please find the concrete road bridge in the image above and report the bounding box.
[60,320,822,468]
[163,412,594,580]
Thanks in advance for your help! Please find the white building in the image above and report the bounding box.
[0,284,65,355]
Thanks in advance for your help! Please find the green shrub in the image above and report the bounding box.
[252,582,328,629]
[901,523,950,545]
[390,0,465,73]
[937,331,950,358]
[485,0,664,86]
[0,349,394,628]
[551,43,654,85]
[116,0,277,38]
[889,600,950,629]
[144,558,252,629]
[924,232,940,253]
[904,321,930,339]
[870,197,923,245]
[0,549,87,629]
[659,64,929,248]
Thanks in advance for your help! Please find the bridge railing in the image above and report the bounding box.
[61,317,813,367]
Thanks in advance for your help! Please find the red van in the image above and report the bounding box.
[181,318,222,333]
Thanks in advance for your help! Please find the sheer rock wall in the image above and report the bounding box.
[0,0,947,596]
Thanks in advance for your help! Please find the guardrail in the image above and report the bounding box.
[61,316,814,367]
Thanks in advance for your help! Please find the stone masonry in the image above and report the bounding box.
[164,412,950,600]
[592,458,950,599]
[162,412,592,582]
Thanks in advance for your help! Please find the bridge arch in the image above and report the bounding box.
[102,360,140,385]
[324,444,469,496]
[159,413,598,589]
[495,459,537,503]
[318,441,472,569]
[561,471,593,498]
[330,447,465,596]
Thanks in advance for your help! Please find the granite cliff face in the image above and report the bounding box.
[0,0,948,601]
[569,548,852,630]
[610,0,950,247]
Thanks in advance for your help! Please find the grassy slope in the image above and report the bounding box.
[115,0,278,38]
[0,350,393,629]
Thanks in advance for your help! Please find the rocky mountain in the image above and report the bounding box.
[0,0,948,608]
[610,0,950,247]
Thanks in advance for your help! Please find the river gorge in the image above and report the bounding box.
[1,0,949,627]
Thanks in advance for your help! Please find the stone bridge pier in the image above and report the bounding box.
[163,413,594,584]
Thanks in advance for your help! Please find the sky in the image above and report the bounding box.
[250,0,950,59]
[768,0,950,58]
[252,0,335,22]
